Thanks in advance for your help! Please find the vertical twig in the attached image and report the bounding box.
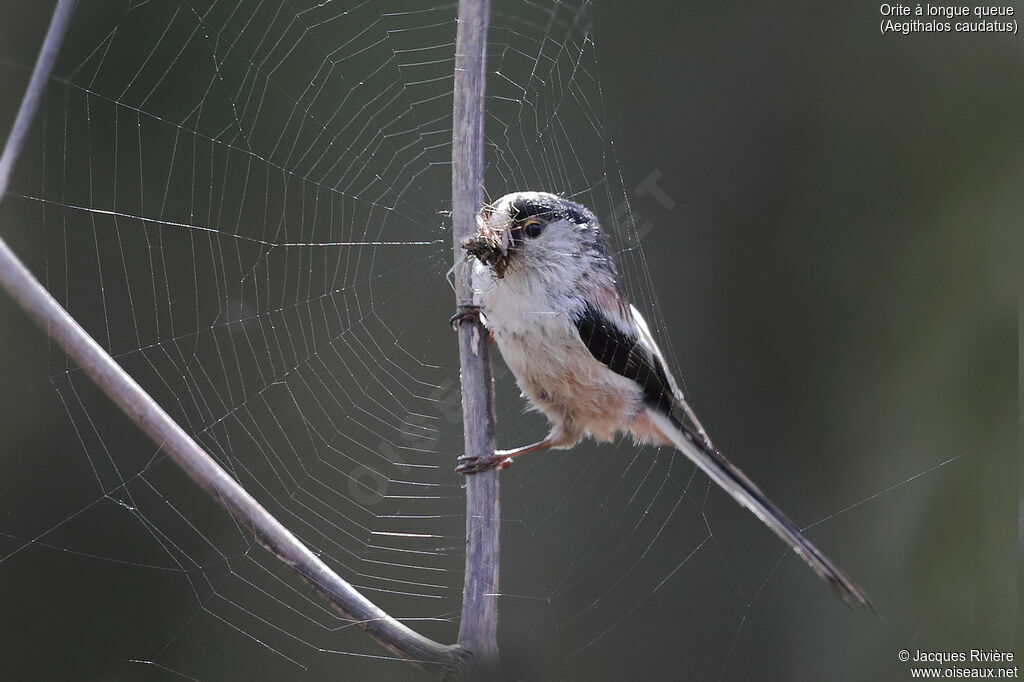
[0,1,464,671]
[451,0,499,667]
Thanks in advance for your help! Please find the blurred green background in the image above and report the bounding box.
[0,1,1018,681]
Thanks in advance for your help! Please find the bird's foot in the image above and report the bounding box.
[449,304,486,331]
[455,453,512,475]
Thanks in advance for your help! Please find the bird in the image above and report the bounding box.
[452,190,872,610]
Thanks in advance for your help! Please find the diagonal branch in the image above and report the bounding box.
[0,0,75,198]
[0,0,465,672]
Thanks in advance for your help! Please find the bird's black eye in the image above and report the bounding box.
[522,218,544,238]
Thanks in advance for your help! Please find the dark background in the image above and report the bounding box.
[0,1,1018,681]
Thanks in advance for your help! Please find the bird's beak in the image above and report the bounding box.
[463,208,514,277]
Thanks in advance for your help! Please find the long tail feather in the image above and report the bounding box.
[645,407,874,611]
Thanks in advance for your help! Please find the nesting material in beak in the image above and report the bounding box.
[462,208,512,278]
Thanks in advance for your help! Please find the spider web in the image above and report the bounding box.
[0,1,997,681]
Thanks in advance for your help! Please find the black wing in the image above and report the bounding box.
[572,302,677,416]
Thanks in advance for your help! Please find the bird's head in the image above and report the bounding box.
[463,191,610,279]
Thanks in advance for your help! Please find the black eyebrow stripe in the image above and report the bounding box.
[509,196,593,225]
[509,198,556,221]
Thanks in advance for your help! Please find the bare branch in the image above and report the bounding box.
[451,0,500,669]
[0,0,464,671]
[0,0,75,199]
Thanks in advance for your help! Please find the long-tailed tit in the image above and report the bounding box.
[454,190,871,609]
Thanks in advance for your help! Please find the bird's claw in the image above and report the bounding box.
[449,304,485,331]
[455,453,512,475]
